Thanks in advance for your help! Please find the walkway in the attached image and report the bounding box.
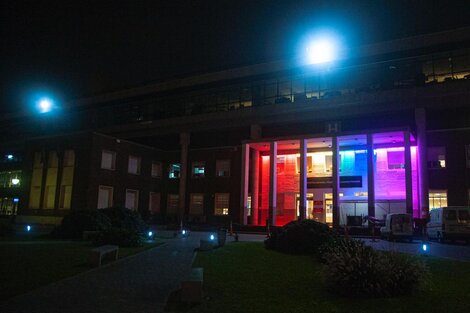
[0,232,208,313]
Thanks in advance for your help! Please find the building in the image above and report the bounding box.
[1,27,470,229]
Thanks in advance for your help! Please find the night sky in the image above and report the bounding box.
[1,0,470,113]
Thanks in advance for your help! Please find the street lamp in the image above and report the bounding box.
[37,97,54,113]
[306,37,338,65]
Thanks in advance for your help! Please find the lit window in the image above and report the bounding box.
[429,190,447,210]
[192,161,205,178]
[0,171,22,188]
[276,156,286,173]
[189,193,204,215]
[387,151,405,169]
[101,150,116,170]
[214,193,229,216]
[427,147,446,169]
[97,185,113,209]
[151,162,162,178]
[0,197,19,215]
[168,163,181,179]
[125,189,139,210]
[128,156,141,174]
[216,160,231,177]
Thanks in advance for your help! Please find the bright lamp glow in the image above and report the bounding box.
[148,231,153,237]
[210,234,215,241]
[422,244,427,252]
[11,178,20,185]
[182,230,186,235]
[306,38,337,64]
[37,98,53,113]
[13,198,19,203]
[26,225,31,232]
[7,154,13,160]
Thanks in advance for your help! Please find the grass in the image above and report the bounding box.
[189,242,470,313]
[0,239,162,301]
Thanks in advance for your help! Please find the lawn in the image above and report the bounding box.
[0,240,162,301]
[190,242,470,313]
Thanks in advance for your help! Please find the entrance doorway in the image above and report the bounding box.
[295,193,314,220]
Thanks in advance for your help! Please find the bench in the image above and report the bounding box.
[89,245,119,267]
[181,267,204,303]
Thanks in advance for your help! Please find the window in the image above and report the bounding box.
[97,186,113,209]
[427,147,446,169]
[444,210,457,220]
[101,150,116,170]
[63,150,75,167]
[149,192,161,213]
[59,185,72,209]
[168,163,181,179]
[151,162,162,178]
[125,189,139,210]
[192,161,205,178]
[167,194,179,213]
[128,156,141,174]
[0,197,19,215]
[459,210,470,221]
[296,155,313,174]
[325,155,333,173]
[214,193,229,216]
[276,156,285,173]
[387,150,405,169]
[216,160,231,177]
[189,193,204,215]
[429,190,447,210]
[0,171,21,188]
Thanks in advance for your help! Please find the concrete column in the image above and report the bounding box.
[299,139,307,220]
[250,148,260,225]
[332,136,340,227]
[178,132,190,222]
[416,108,429,218]
[240,144,250,225]
[268,141,277,227]
[367,134,375,218]
[404,130,413,215]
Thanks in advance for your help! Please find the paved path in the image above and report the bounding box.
[0,232,208,313]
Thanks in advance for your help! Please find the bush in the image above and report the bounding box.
[0,218,12,236]
[55,207,148,239]
[264,219,339,254]
[55,210,112,239]
[100,207,147,235]
[323,238,431,297]
[93,227,143,247]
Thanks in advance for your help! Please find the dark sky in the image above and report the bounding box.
[1,0,470,113]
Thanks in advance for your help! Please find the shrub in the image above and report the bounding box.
[93,227,143,247]
[323,238,431,297]
[55,210,112,239]
[264,219,339,254]
[100,206,147,235]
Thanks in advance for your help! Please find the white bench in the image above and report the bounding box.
[181,267,204,303]
[89,245,119,267]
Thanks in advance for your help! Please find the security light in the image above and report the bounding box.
[306,38,337,64]
[37,98,53,113]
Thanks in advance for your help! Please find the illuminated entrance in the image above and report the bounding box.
[241,130,420,227]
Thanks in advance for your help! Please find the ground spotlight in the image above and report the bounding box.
[26,225,31,232]
[148,231,153,238]
[210,234,215,241]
